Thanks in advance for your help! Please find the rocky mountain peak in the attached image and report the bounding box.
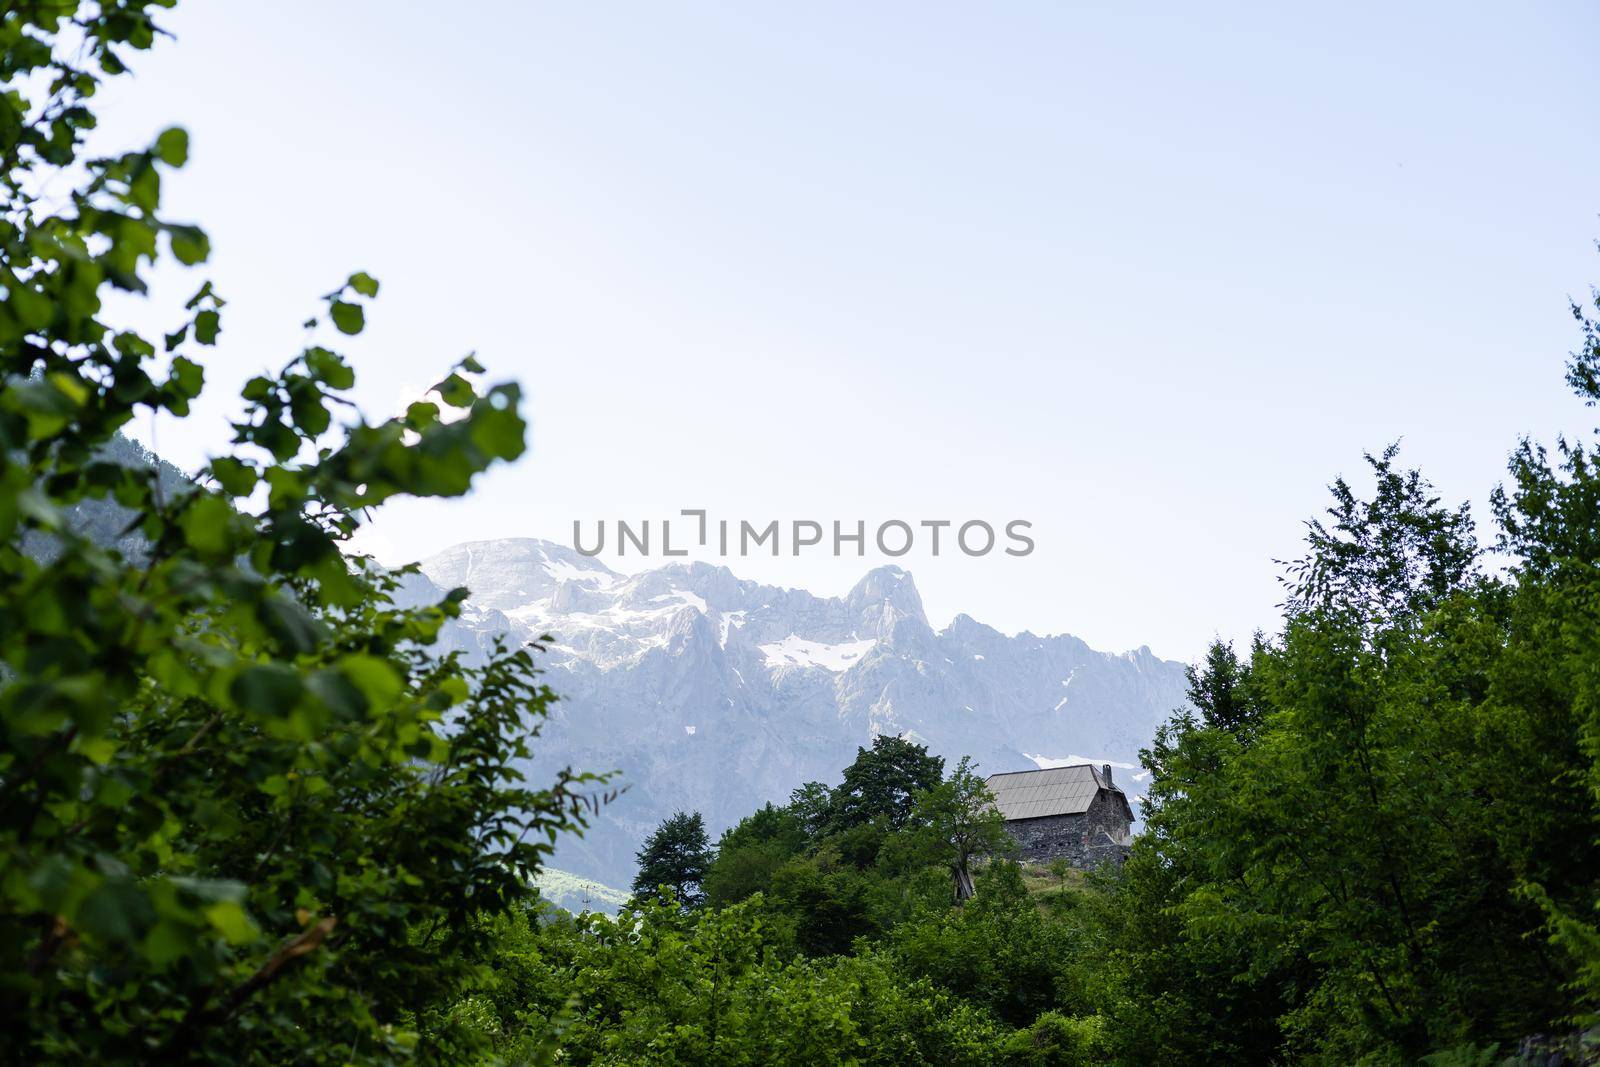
[847,565,927,636]
[421,538,616,611]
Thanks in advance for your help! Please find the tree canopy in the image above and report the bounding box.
[632,810,715,908]
[829,734,946,833]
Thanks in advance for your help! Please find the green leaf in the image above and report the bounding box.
[169,354,204,397]
[305,347,355,390]
[168,224,210,265]
[155,127,189,167]
[468,402,527,463]
[144,921,192,969]
[329,301,364,335]
[8,376,81,440]
[145,921,196,966]
[438,676,470,706]
[186,280,221,310]
[289,385,331,436]
[128,164,160,212]
[77,737,118,765]
[338,654,402,712]
[434,373,475,408]
[10,282,51,329]
[78,878,151,945]
[347,271,380,297]
[179,494,234,555]
[210,457,257,496]
[406,400,440,428]
[194,308,220,344]
[258,594,328,655]
[309,668,368,718]
[230,663,305,716]
[203,900,259,945]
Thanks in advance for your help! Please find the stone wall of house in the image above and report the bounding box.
[1004,792,1131,869]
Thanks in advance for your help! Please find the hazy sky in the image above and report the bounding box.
[97,2,1600,663]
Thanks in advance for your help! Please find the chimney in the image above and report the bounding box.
[1102,764,1113,788]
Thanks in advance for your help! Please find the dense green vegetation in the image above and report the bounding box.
[437,740,1092,1064]
[5,3,1600,1063]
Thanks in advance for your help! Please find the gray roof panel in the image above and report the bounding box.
[984,764,1110,821]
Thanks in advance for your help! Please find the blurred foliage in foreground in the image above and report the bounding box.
[0,3,607,1062]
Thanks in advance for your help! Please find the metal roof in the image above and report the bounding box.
[984,764,1114,821]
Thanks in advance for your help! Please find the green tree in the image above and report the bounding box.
[1095,337,1600,1061]
[632,810,715,908]
[1183,638,1265,736]
[1047,858,1072,898]
[908,756,1010,900]
[1278,442,1480,629]
[830,735,945,832]
[0,5,602,1062]
[764,846,886,956]
[1487,281,1600,1023]
[787,780,834,839]
[704,802,808,908]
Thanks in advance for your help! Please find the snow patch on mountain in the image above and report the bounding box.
[759,636,877,672]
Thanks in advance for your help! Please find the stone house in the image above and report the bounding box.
[985,763,1134,869]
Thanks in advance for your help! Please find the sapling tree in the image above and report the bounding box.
[911,757,1010,901]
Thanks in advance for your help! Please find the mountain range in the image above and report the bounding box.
[399,538,1192,888]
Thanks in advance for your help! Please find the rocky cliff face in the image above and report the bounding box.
[409,538,1191,887]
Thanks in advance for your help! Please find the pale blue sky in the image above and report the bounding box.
[100,2,1600,662]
